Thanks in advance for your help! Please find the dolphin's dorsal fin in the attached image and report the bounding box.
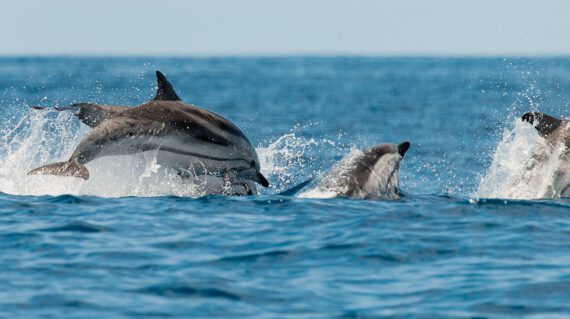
[398,141,411,157]
[521,112,563,137]
[153,71,181,101]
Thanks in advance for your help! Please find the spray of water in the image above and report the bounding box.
[475,119,567,199]
[256,126,347,193]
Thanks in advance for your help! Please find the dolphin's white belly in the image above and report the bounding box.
[155,150,246,175]
[96,134,254,175]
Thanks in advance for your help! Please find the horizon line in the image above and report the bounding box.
[0,52,569,59]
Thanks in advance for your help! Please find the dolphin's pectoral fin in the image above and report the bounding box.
[27,159,89,180]
[521,112,563,137]
[278,178,315,196]
[153,71,181,101]
[29,103,127,128]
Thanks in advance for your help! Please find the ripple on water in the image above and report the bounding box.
[133,283,241,300]
[215,249,292,263]
[40,221,110,233]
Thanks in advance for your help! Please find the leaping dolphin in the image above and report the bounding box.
[28,71,269,190]
[298,142,410,199]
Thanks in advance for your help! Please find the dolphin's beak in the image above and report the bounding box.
[398,142,411,157]
[256,172,270,187]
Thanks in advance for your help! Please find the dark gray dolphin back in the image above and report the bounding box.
[522,112,564,137]
[153,71,181,101]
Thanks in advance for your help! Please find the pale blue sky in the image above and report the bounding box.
[1,0,569,56]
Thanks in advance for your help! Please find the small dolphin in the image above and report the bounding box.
[28,71,269,190]
[298,142,410,199]
[522,112,570,196]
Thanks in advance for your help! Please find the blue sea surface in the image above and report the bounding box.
[1,57,570,318]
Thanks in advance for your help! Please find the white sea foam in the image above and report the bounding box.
[475,119,567,199]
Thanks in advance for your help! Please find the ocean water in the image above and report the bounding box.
[1,57,570,318]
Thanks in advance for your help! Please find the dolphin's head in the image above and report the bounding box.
[522,112,564,137]
[348,141,410,199]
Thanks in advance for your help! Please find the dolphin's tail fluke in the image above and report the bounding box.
[28,159,89,180]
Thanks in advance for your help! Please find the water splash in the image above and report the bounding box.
[257,131,344,193]
[475,119,567,199]
[0,109,336,197]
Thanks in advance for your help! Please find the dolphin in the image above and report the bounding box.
[28,71,270,190]
[298,141,410,199]
[521,112,570,196]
